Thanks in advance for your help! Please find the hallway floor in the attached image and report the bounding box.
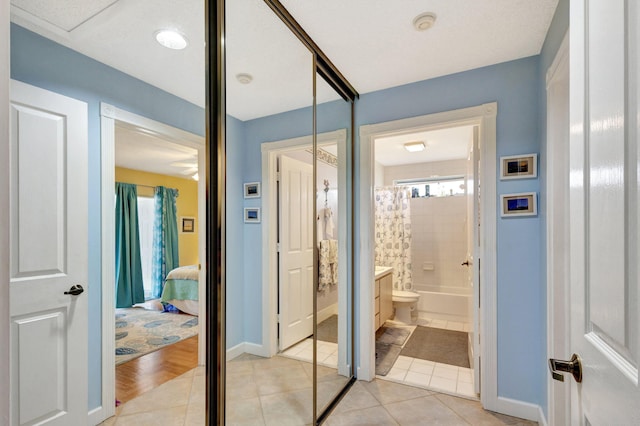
[100,358,537,425]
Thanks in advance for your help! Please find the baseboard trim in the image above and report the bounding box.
[226,341,269,360]
[538,405,549,426]
[226,342,246,361]
[494,397,541,422]
[88,406,105,426]
[318,303,338,324]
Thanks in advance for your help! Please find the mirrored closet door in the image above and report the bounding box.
[220,0,357,424]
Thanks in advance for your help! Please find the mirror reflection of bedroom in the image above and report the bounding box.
[113,124,203,404]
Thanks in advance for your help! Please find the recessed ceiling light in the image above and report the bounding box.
[236,73,253,84]
[155,30,188,50]
[192,173,199,181]
[413,12,437,32]
[404,141,426,152]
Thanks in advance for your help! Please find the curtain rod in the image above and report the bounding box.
[116,182,179,197]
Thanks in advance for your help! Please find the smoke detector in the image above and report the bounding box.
[236,73,253,84]
[413,13,437,32]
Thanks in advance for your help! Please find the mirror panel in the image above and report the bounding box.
[314,72,353,415]
[225,0,314,424]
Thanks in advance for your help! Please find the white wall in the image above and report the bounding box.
[382,159,468,293]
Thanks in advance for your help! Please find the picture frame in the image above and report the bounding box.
[500,153,537,180]
[501,192,537,217]
[244,207,261,223]
[180,216,196,233]
[244,182,261,198]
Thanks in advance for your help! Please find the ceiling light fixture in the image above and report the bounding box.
[155,30,188,50]
[413,12,437,32]
[236,73,253,84]
[404,141,426,152]
[192,173,199,181]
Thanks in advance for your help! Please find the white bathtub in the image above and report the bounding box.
[415,287,471,323]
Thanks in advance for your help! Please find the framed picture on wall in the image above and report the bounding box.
[244,182,261,198]
[244,208,261,223]
[500,153,537,180]
[501,192,537,217]
[180,217,196,233]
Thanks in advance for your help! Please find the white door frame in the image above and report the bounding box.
[99,103,206,422]
[545,31,570,426]
[260,130,348,363]
[0,1,10,422]
[359,103,503,411]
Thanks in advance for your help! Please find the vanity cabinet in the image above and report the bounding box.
[375,271,393,330]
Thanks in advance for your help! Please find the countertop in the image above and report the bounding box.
[374,266,393,280]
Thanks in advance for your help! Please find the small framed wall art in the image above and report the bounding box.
[244,182,261,198]
[501,192,537,217]
[500,153,537,180]
[180,216,196,233]
[244,207,261,223]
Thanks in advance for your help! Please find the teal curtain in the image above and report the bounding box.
[152,186,180,298]
[115,183,145,308]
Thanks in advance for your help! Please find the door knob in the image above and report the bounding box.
[461,260,470,266]
[549,353,582,383]
[64,285,84,296]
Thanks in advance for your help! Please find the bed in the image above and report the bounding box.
[160,265,200,316]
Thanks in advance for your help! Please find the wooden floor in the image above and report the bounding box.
[116,335,199,404]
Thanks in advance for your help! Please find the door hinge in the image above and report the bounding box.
[276,171,281,181]
[276,242,281,252]
[277,314,281,323]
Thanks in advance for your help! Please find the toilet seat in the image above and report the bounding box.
[392,290,419,303]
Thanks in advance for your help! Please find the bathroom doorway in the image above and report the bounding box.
[371,123,479,399]
[358,103,498,406]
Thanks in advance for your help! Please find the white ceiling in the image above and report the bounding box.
[375,125,473,167]
[10,0,558,174]
[114,126,199,179]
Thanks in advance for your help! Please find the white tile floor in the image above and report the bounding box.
[102,364,537,425]
[280,337,339,368]
[377,317,477,399]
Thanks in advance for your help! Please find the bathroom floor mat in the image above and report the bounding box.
[400,326,469,368]
[316,314,338,343]
[375,343,402,376]
[374,323,413,375]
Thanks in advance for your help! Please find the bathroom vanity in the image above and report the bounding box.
[374,266,393,330]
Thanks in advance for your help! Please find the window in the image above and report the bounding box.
[394,176,466,198]
[137,196,155,300]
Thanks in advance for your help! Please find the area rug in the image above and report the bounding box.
[375,324,413,376]
[115,307,198,365]
[400,326,469,368]
[317,315,338,344]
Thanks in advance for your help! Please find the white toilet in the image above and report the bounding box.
[392,290,420,324]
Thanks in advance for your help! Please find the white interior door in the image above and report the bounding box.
[467,126,480,393]
[278,155,314,351]
[567,0,640,423]
[9,80,88,425]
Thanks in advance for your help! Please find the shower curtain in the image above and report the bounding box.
[151,186,179,299]
[374,187,413,290]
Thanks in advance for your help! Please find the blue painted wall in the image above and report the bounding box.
[10,24,205,411]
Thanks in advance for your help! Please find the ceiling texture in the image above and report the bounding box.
[10,0,559,170]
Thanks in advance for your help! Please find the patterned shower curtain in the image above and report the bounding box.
[374,187,413,290]
[151,186,179,299]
